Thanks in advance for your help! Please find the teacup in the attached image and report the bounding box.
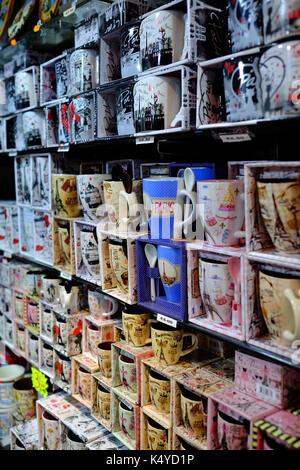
[147,417,168,450]
[217,410,248,450]
[122,309,151,347]
[199,257,234,324]
[78,367,91,402]
[119,401,135,440]
[52,174,81,218]
[119,355,137,393]
[77,174,111,221]
[198,180,245,246]
[151,323,198,365]
[97,342,113,378]
[180,387,204,437]
[66,430,85,451]
[259,268,300,346]
[257,179,300,253]
[149,369,171,413]
[97,383,111,420]
[43,411,60,450]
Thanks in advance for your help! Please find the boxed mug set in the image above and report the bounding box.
[74,220,101,284]
[72,353,100,409]
[0,201,19,254]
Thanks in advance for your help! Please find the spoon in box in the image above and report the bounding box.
[145,244,157,302]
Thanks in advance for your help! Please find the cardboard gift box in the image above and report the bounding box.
[10,418,39,450]
[72,353,99,409]
[82,315,119,362]
[140,408,172,450]
[74,219,101,284]
[15,155,32,206]
[74,14,99,49]
[40,53,68,106]
[24,295,40,336]
[69,91,97,144]
[253,407,300,450]
[0,202,19,254]
[53,216,76,275]
[39,338,55,380]
[13,323,27,359]
[33,210,53,266]
[91,373,112,431]
[52,309,88,357]
[18,207,35,257]
[14,66,40,112]
[31,153,54,211]
[111,390,140,450]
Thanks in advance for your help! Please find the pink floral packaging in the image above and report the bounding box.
[234,351,300,408]
[253,408,300,450]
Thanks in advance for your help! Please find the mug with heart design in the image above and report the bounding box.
[52,174,81,218]
[119,355,137,393]
[259,268,300,346]
[80,228,100,277]
[66,429,85,451]
[147,417,168,450]
[217,410,249,450]
[15,70,35,110]
[119,401,135,440]
[180,387,204,437]
[69,49,98,95]
[78,367,91,402]
[109,238,128,294]
[43,411,60,450]
[122,309,152,347]
[199,258,235,324]
[151,323,198,365]
[139,10,185,71]
[77,174,111,221]
[133,76,181,132]
[97,342,113,378]
[198,180,245,247]
[256,179,300,253]
[149,369,171,413]
[97,382,111,421]
[88,290,119,319]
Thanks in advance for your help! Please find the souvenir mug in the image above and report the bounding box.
[259,41,300,118]
[15,70,35,110]
[157,245,181,303]
[78,367,91,402]
[29,334,39,363]
[77,174,111,221]
[26,270,46,297]
[133,76,181,132]
[179,438,196,451]
[103,179,142,229]
[199,258,235,324]
[58,222,71,267]
[259,268,300,346]
[87,323,102,357]
[80,228,100,277]
[66,430,85,450]
[119,355,137,393]
[58,282,81,314]
[151,323,198,365]
[149,369,171,413]
[109,238,128,293]
[56,316,68,348]
[42,308,53,337]
[119,401,135,440]
[69,49,98,95]
[58,102,70,144]
[5,318,13,344]
[42,343,53,372]
[122,309,152,347]
[23,110,45,147]
[116,85,135,135]
[52,174,81,218]
[217,410,248,450]
[42,275,61,304]
[180,387,204,437]
[223,56,263,122]
[257,179,300,253]
[143,177,184,239]
[0,364,25,408]
[97,383,111,420]
[69,95,94,143]
[13,377,37,423]
[15,294,24,320]
[139,10,185,71]
[20,207,34,253]
[228,0,263,53]
[55,57,69,99]
[41,67,56,104]
[197,67,223,126]
[15,439,25,450]
[120,23,141,78]
[263,0,300,44]
[97,342,113,378]
[32,155,50,208]
[28,301,38,325]
[147,417,168,450]
[57,352,72,385]
[17,327,25,352]
[88,290,119,319]
[6,76,16,114]
[43,411,60,450]
[198,180,245,247]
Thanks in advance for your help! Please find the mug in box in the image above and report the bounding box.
[41,68,56,104]
[103,179,142,228]
[4,318,13,344]
[26,269,45,297]
[197,68,224,126]
[33,156,51,208]
[42,275,61,304]
[151,323,198,365]
[223,55,263,122]
[15,70,35,110]
[42,343,53,372]
[180,387,204,437]
[0,364,25,408]
[17,327,25,351]
[119,354,137,393]
[20,207,34,253]
[157,245,181,303]
[263,0,300,44]
[34,212,52,258]
[88,290,119,319]
[58,102,70,144]
[122,309,152,347]
[69,49,98,95]
[97,383,110,421]
[55,57,69,99]
[58,222,71,267]
[56,316,68,348]
[80,228,99,277]
[119,401,135,440]
[28,301,38,325]
[69,95,94,143]
[6,76,16,114]
[139,10,185,71]
[78,367,91,402]
[228,0,263,53]
[109,238,128,294]
[42,308,53,337]
[147,417,168,450]
[15,295,24,320]
[116,85,135,136]
[23,110,45,147]
[29,334,39,363]
[87,323,102,357]
[58,282,81,314]
[97,342,113,378]
[66,430,85,451]
[133,76,181,132]
[120,23,141,78]
[42,411,59,450]
[217,410,249,450]
[149,369,170,413]
[259,41,300,119]
[13,377,37,423]
[77,174,111,221]
[52,174,81,218]
[57,352,72,385]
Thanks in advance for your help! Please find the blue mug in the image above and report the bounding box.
[143,177,184,239]
[157,245,181,303]
[177,167,215,181]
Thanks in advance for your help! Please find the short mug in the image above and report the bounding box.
[151,323,198,365]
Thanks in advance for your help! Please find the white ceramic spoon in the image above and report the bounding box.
[183,168,196,237]
[145,243,157,302]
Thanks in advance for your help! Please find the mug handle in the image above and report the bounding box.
[141,318,158,344]
[180,333,198,358]
[173,190,196,239]
[282,288,300,343]
[101,294,118,317]
[119,190,138,230]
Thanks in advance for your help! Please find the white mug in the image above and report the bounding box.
[15,71,35,110]
[29,335,39,363]
[88,290,119,319]
[55,58,69,99]
[80,229,100,277]
[69,49,98,95]
[77,174,111,221]
[69,95,94,143]
[23,110,45,147]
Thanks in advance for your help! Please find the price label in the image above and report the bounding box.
[58,144,69,152]
[4,252,12,259]
[219,133,252,143]
[136,136,155,145]
[63,5,76,17]
[60,272,72,281]
[8,151,17,157]
[157,314,177,328]
[256,383,279,404]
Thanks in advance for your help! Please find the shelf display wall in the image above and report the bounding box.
[0,0,300,453]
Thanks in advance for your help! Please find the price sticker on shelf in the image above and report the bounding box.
[58,144,69,152]
[8,151,17,157]
[218,132,252,143]
[136,136,155,145]
[60,272,72,281]
[157,314,177,328]
[63,5,76,17]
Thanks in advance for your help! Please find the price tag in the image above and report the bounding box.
[8,151,17,157]
[4,252,12,259]
[256,383,279,404]
[136,136,155,145]
[219,133,252,143]
[63,5,76,17]
[60,272,72,281]
[157,314,177,328]
[58,144,69,152]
